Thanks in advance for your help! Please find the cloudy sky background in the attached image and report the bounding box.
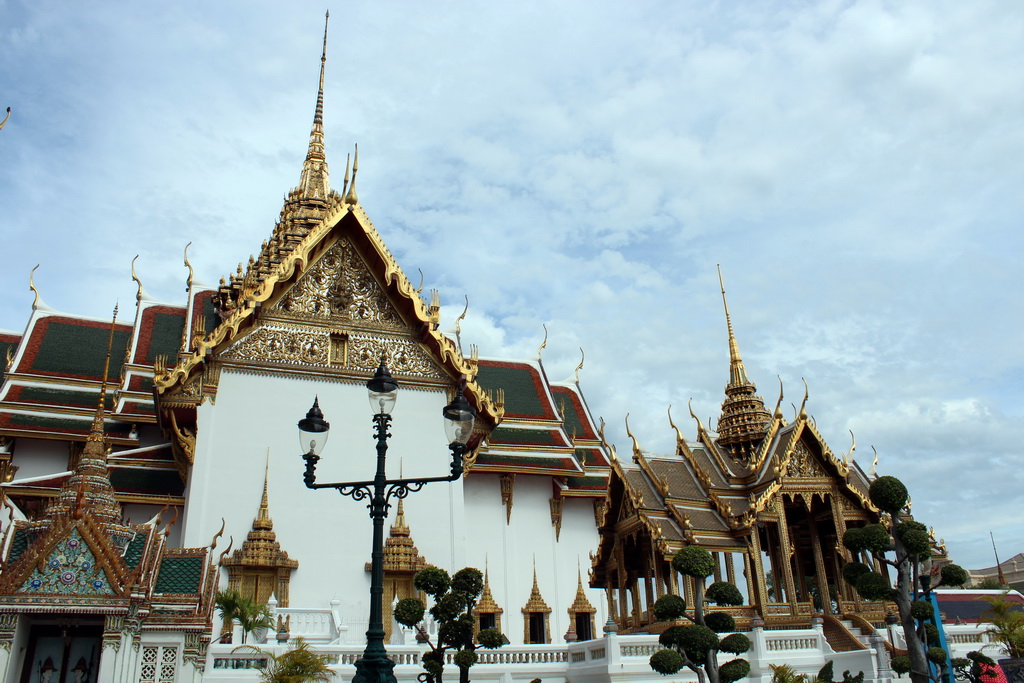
[2,0,1022,570]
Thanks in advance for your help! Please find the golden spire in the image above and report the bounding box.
[343,144,359,204]
[718,265,748,387]
[296,11,331,200]
[714,266,770,460]
[49,306,122,523]
[256,452,272,527]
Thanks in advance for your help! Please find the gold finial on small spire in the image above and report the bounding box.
[455,295,469,354]
[343,144,359,204]
[870,445,879,477]
[718,264,748,387]
[537,324,548,361]
[773,376,784,418]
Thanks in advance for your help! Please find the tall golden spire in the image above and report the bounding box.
[714,267,770,461]
[296,11,331,200]
[49,306,122,523]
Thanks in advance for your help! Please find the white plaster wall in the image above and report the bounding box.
[182,369,466,626]
[10,437,68,479]
[463,473,608,644]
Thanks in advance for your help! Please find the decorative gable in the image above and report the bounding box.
[16,528,117,596]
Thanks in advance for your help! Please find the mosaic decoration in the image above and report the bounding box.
[17,529,114,596]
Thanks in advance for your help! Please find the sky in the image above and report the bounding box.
[1,0,1022,571]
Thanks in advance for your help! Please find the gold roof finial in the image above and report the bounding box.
[343,144,359,204]
[455,295,469,354]
[870,445,879,477]
[131,255,145,303]
[624,413,642,462]
[297,11,331,199]
[183,241,195,291]
[537,324,548,361]
[573,348,585,384]
[773,376,784,418]
[28,264,41,310]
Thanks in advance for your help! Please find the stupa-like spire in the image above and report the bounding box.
[295,11,331,200]
[49,306,122,523]
[714,267,771,460]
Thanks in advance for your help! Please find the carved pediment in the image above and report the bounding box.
[787,442,827,478]
[273,237,405,330]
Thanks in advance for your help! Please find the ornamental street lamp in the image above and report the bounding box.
[299,357,475,683]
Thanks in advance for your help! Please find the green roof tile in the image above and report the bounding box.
[490,427,557,445]
[154,556,204,594]
[7,414,132,435]
[145,312,185,363]
[7,528,28,563]
[17,387,113,410]
[476,365,547,418]
[31,322,130,379]
[110,468,184,496]
[123,533,147,569]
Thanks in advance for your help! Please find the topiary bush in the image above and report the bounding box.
[869,475,908,513]
[842,561,871,585]
[706,581,744,606]
[911,600,934,621]
[653,594,687,621]
[415,566,451,597]
[891,655,911,675]
[650,648,684,675]
[672,545,717,578]
[719,633,751,655]
[704,612,736,633]
[940,564,969,587]
[855,571,893,601]
[719,658,751,683]
[927,646,948,665]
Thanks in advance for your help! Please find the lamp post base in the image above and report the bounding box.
[351,653,397,683]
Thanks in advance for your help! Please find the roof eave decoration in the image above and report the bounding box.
[153,203,502,430]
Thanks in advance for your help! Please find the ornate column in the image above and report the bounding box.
[808,517,832,615]
[774,498,798,611]
[749,528,769,613]
[829,493,855,604]
[725,552,736,586]
[0,614,19,681]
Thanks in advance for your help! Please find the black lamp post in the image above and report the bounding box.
[298,358,475,683]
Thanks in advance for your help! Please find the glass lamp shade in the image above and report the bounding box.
[298,397,330,455]
[367,358,399,415]
[443,392,476,445]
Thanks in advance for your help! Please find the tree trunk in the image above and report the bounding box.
[890,515,932,683]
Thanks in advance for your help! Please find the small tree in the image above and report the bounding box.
[395,566,505,683]
[216,589,274,644]
[839,476,969,683]
[979,592,1024,658]
[950,651,999,683]
[648,546,750,683]
[234,638,333,683]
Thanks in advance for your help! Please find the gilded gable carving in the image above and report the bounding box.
[275,238,405,330]
[787,442,826,478]
[223,325,330,366]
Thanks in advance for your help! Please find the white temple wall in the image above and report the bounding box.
[9,437,68,480]
[182,368,465,619]
[464,474,607,644]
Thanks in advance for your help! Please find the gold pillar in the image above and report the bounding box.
[713,552,723,582]
[750,528,768,613]
[809,517,832,615]
[725,552,736,586]
[775,499,798,611]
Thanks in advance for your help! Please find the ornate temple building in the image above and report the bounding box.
[592,279,901,643]
[0,14,961,683]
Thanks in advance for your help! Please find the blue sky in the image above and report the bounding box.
[2,0,1023,570]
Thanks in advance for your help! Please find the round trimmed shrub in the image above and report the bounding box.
[911,600,934,621]
[901,529,932,557]
[706,581,744,606]
[454,649,478,668]
[860,524,892,553]
[477,628,504,649]
[894,520,927,542]
[659,626,687,648]
[891,655,911,675]
[719,633,751,654]
[394,598,425,627]
[672,546,716,578]
[940,563,969,587]
[869,476,908,513]
[924,622,939,645]
[704,612,736,633]
[432,592,468,622]
[452,567,484,598]
[843,527,866,553]
[650,648,684,675]
[675,624,719,662]
[422,650,444,678]
[439,617,473,647]
[855,571,892,601]
[928,646,948,665]
[653,594,687,621]
[842,562,872,585]
[415,566,451,596]
[719,658,751,683]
